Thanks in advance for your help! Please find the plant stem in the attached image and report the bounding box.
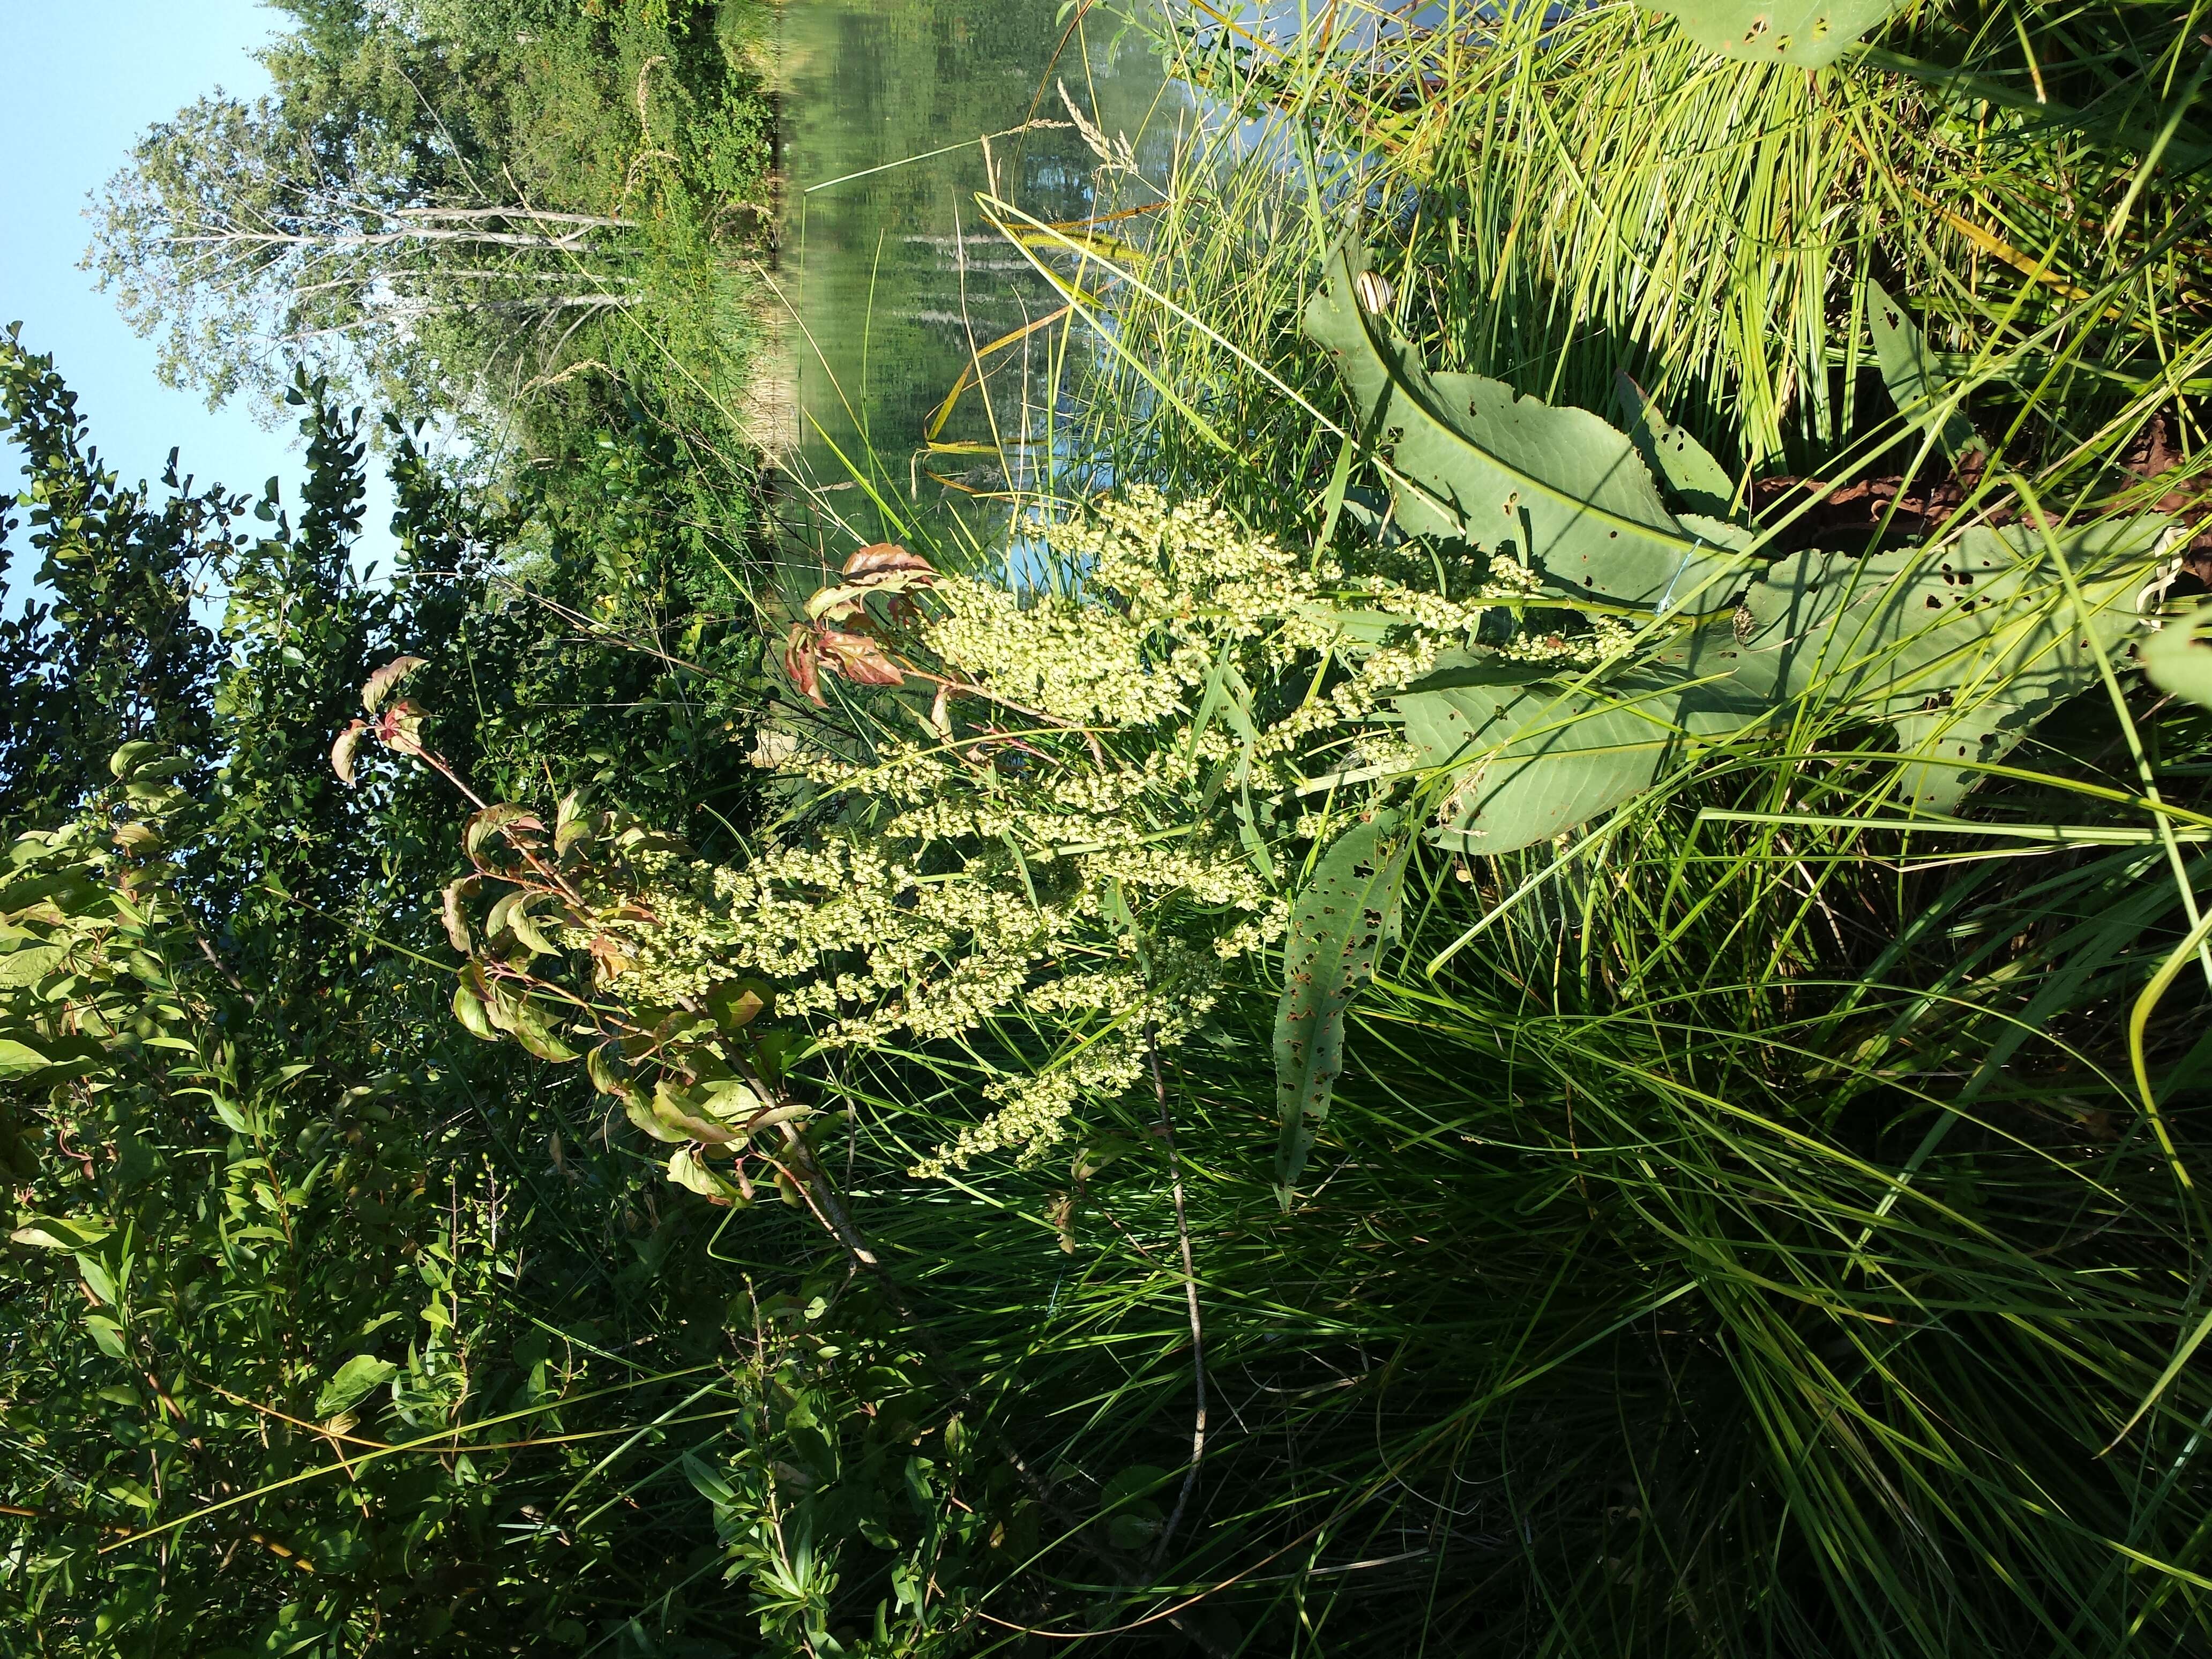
[1147,1021,1208,1562]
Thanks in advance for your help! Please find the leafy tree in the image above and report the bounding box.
[0,344,783,1656]
[0,758,768,1654]
[0,325,231,830]
[86,0,777,434]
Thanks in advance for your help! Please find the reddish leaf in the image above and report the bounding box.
[818,629,906,687]
[376,700,429,759]
[330,720,369,786]
[586,932,639,983]
[361,655,428,715]
[464,803,545,862]
[806,545,940,625]
[784,624,824,706]
[843,543,935,580]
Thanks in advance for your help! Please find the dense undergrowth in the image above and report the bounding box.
[8,0,2212,1654]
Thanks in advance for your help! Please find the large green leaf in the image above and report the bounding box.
[1303,242,1745,611]
[2141,601,2212,710]
[1275,809,1411,1198]
[0,1030,106,1082]
[315,1354,398,1420]
[1615,373,1740,522]
[1867,282,1983,469]
[1400,668,1762,853]
[1667,520,2155,808]
[1649,0,1901,68]
[1400,517,2166,847]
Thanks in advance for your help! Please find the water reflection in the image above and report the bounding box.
[777,0,1165,570]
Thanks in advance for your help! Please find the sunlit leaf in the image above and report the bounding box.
[1275,810,1411,1197]
[440,878,479,956]
[451,980,498,1043]
[2140,601,2212,711]
[10,1215,113,1251]
[360,655,428,715]
[784,624,824,706]
[315,1354,398,1419]
[1304,238,1745,611]
[464,803,544,863]
[816,629,907,688]
[1649,0,1901,66]
[330,720,368,786]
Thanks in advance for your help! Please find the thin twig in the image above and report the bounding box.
[1147,1021,1207,1562]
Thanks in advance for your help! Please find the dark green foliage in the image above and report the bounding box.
[0,338,776,1652]
[384,398,769,853]
[0,327,229,829]
[0,778,753,1653]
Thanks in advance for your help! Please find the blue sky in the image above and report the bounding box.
[3,0,391,551]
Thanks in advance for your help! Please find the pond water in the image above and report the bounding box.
[776,0,1168,564]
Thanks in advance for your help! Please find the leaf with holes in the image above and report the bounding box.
[1615,373,1740,523]
[1304,240,1745,610]
[1867,282,1983,469]
[1649,0,1900,67]
[1275,809,1411,1198]
[1410,517,2167,843]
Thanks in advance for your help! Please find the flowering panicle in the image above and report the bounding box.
[597,489,1604,1176]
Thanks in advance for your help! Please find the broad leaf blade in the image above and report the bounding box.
[1650,0,1900,67]
[1415,518,2164,845]
[1275,810,1410,1198]
[1666,519,2159,806]
[1304,241,1740,610]
[316,1354,398,1419]
[1401,674,1757,854]
[2140,600,2212,711]
[1867,282,1984,468]
[1615,373,1739,521]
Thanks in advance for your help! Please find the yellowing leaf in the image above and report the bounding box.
[330,720,368,786]
[361,655,428,714]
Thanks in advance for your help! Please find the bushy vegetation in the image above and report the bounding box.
[9,0,2212,1654]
